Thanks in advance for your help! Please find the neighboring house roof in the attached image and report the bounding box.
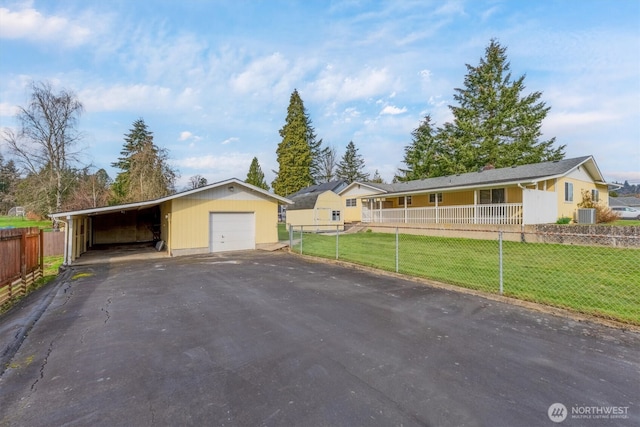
[50,178,293,219]
[287,193,323,211]
[288,180,348,198]
[609,196,640,207]
[342,156,606,197]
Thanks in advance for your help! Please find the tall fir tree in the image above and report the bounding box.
[445,39,564,173]
[395,115,441,182]
[336,141,369,183]
[245,157,269,190]
[272,89,315,196]
[111,118,177,203]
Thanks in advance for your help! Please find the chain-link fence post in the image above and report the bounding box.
[300,225,303,255]
[336,225,339,260]
[499,231,503,295]
[396,227,399,273]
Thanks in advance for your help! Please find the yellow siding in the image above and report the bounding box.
[341,185,383,222]
[506,187,522,203]
[556,175,609,220]
[169,193,278,253]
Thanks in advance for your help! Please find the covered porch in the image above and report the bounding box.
[362,203,524,225]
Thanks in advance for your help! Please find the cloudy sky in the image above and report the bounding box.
[1,0,638,190]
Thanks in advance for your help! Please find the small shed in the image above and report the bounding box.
[286,190,344,232]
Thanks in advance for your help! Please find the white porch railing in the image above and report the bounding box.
[362,203,523,225]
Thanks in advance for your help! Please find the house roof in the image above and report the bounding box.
[288,180,348,198]
[50,178,293,219]
[342,156,606,197]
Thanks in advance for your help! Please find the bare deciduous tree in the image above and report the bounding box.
[2,81,84,214]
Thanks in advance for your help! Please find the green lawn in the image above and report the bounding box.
[0,216,53,230]
[292,230,640,325]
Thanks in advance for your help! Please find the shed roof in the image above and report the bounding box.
[50,178,292,219]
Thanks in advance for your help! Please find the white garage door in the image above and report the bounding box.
[209,212,255,252]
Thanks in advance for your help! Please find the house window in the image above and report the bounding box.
[429,193,443,203]
[479,188,505,204]
[398,196,412,206]
[332,210,341,221]
[591,189,599,202]
[346,198,357,207]
[565,182,573,202]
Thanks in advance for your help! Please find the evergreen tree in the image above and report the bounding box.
[111,118,177,203]
[336,141,369,183]
[0,154,20,214]
[370,170,384,184]
[445,39,564,173]
[395,115,440,181]
[245,157,269,190]
[272,89,315,196]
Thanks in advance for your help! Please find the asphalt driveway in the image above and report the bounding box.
[0,251,638,426]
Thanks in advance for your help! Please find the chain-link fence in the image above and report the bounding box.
[289,224,640,326]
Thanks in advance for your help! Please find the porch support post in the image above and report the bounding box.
[473,190,478,224]
[404,197,407,223]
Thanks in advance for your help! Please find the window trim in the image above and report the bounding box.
[564,182,573,202]
[346,198,357,207]
[398,196,412,206]
[479,188,505,204]
[331,210,341,221]
[429,193,443,203]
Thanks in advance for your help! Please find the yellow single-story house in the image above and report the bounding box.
[338,156,609,226]
[285,180,347,231]
[50,178,292,265]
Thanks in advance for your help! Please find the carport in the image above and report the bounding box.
[50,178,292,265]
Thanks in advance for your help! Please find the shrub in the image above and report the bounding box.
[556,216,571,224]
[578,190,619,223]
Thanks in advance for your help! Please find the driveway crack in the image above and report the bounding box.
[101,298,112,324]
[30,339,54,392]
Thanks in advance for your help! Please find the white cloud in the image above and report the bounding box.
[0,6,92,46]
[229,53,289,94]
[0,102,18,117]
[380,105,407,115]
[308,66,396,103]
[179,131,193,141]
[221,137,239,145]
[79,84,176,112]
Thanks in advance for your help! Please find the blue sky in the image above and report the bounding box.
[1,0,638,190]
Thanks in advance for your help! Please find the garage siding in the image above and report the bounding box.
[168,186,278,256]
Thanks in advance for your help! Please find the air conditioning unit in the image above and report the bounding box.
[577,208,596,224]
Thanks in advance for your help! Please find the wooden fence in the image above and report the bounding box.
[0,227,44,307]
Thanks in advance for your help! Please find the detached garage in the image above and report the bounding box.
[50,178,292,265]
